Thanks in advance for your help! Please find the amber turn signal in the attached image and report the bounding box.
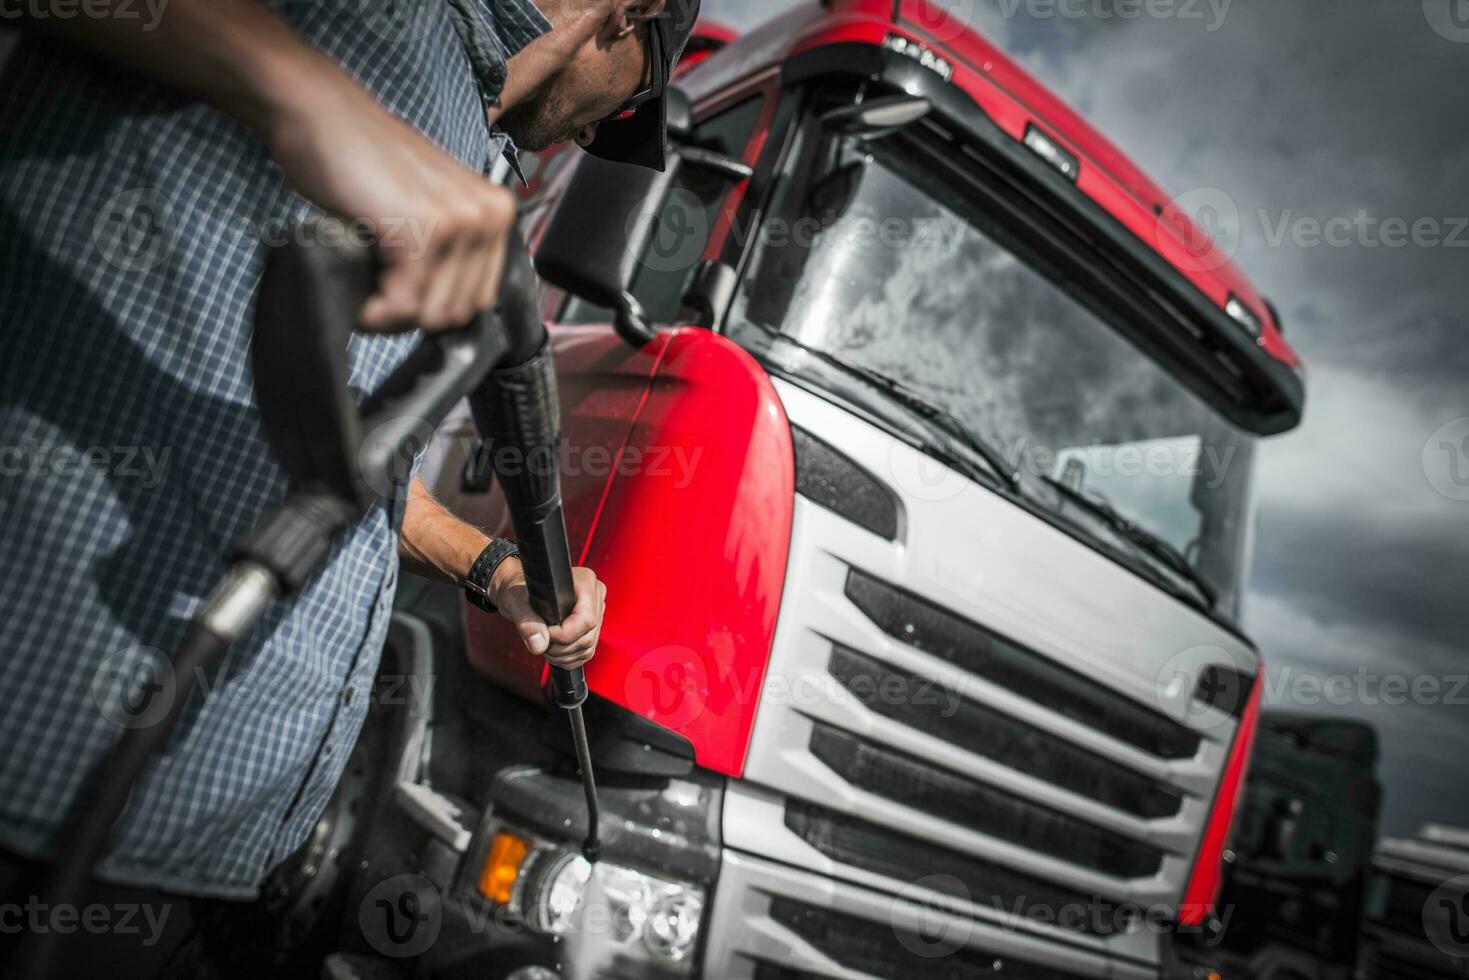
[477,831,532,905]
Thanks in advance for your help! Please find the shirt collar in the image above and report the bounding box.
[494,132,533,187]
[444,0,550,185]
[443,0,551,111]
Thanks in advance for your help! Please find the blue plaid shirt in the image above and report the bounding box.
[0,0,548,898]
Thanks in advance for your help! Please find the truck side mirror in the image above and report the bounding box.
[534,153,676,349]
[534,85,752,350]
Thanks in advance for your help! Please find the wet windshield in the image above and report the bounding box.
[729,127,1257,618]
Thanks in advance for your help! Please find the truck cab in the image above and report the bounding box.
[1196,714,1382,979]
[278,4,1310,978]
[1362,825,1469,979]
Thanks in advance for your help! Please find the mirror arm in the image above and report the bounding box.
[677,146,755,182]
[614,292,656,348]
[680,260,738,331]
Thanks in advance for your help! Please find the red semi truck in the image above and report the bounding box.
[271,4,1309,978]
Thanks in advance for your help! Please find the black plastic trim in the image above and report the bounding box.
[784,800,1126,935]
[543,691,697,777]
[791,425,902,540]
[1193,663,1252,720]
[828,644,1184,818]
[769,888,1101,978]
[844,568,1202,760]
[809,724,1164,877]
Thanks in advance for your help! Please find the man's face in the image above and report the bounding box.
[498,22,652,153]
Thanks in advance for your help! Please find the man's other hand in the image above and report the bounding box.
[489,562,606,670]
[20,0,518,335]
[266,77,516,333]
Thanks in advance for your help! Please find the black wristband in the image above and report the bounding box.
[464,539,521,614]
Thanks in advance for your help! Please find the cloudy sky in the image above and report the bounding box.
[704,0,1469,838]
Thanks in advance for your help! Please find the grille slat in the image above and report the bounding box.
[785,800,1127,935]
[809,724,1164,878]
[844,570,1199,760]
[769,895,1094,980]
[827,644,1183,819]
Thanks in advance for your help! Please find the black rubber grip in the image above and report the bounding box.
[553,667,588,709]
[471,343,578,626]
[232,491,358,594]
[470,343,563,510]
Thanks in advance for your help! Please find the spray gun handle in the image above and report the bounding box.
[252,218,506,514]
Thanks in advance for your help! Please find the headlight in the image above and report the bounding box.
[476,827,707,975]
[1225,294,1263,337]
[644,889,702,961]
[527,851,593,935]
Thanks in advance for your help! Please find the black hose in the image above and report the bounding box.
[13,604,244,977]
[16,227,525,974]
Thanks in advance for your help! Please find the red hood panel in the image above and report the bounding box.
[463,326,669,699]
[577,328,794,777]
[464,326,795,776]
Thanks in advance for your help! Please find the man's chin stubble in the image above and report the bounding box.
[498,98,575,153]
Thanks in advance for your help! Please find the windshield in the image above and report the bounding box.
[729,122,1257,618]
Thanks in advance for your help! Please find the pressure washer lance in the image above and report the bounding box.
[469,235,602,864]
[15,219,510,978]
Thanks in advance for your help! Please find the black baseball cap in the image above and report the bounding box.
[583,0,702,172]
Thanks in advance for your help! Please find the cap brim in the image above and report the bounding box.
[584,91,668,172]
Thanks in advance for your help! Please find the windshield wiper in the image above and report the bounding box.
[830,355,1022,493]
[1040,476,1217,609]
[747,323,1020,492]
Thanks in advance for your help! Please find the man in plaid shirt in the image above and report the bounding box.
[0,0,698,971]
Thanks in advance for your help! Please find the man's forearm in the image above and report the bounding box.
[17,0,346,135]
[401,480,603,665]
[399,477,492,586]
